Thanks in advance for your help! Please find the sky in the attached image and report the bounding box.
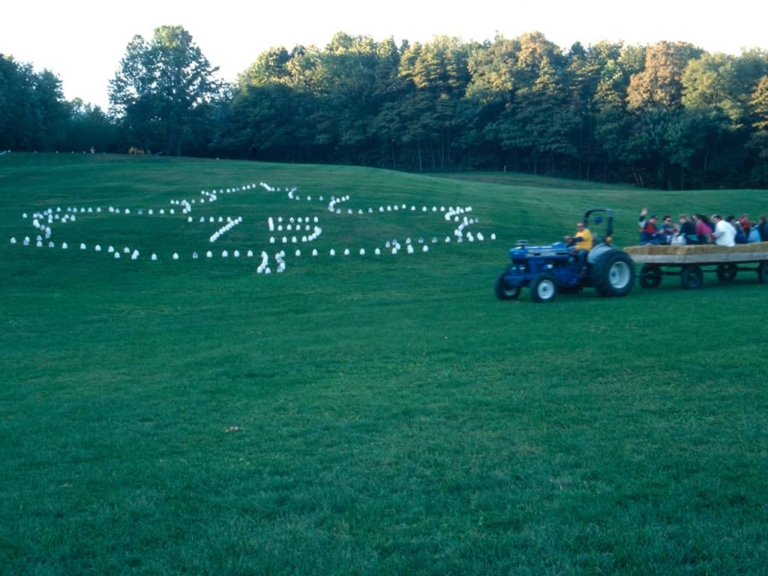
[2,0,766,110]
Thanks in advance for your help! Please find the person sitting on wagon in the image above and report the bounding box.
[758,216,768,241]
[693,214,713,244]
[638,208,664,244]
[659,215,675,243]
[739,214,752,237]
[731,219,749,244]
[710,214,736,247]
[564,222,593,270]
[677,214,699,244]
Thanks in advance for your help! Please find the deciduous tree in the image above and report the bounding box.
[109,25,222,155]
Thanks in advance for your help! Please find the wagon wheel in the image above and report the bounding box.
[758,261,768,284]
[716,263,738,282]
[680,265,703,290]
[639,264,662,289]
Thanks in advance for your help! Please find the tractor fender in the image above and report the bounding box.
[587,243,615,265]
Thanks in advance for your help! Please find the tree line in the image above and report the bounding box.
[3,26,768,190]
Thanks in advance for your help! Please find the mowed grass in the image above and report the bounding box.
[1,153,768,575]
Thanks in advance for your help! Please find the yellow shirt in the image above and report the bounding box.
[573,227,593,251]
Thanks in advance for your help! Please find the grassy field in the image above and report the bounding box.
[2,153,767,575]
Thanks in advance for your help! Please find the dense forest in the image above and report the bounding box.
[3,26,768,190]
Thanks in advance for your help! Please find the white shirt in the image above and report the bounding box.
[713,220,736,247]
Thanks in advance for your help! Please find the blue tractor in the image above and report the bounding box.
[495,208,635,303]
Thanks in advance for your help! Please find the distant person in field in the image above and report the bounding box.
[564,221,593,270]
[710,214,736,247]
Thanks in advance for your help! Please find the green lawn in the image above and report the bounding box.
[2,153,767,575]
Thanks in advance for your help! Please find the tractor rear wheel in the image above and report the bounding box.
[592,250,635,297]
[495,273,521,300]
[531,273,557,303]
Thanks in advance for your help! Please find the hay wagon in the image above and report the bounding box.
[625,244,768,290]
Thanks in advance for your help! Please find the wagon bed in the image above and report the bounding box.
[625,244,768,289]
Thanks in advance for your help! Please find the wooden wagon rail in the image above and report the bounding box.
[624,244,768,289]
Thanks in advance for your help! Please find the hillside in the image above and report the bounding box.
[2,154,768,574]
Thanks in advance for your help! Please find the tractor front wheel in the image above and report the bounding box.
[495,273,521,300]
[531,273,557,303]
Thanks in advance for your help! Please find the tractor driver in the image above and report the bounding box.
[564,222,593,270]
[564,222,593,251]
